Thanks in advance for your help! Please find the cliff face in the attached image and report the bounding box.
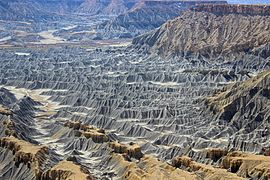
[132,4,270,58]
[41,160,93,180]
[64,121,109,143]
[0,137,49,178]
[191,4,270,16]
[172,151,270,180]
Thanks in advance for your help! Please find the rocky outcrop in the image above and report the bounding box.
[206,148,228,162]
[109,141,143,159]
[222,151,270,179]
[105,154,198,180]
[191,4,270,16]
[262,148,270,156]
[64,121,109,143]
[0,43,269,178]
[0,106,12,116]
[41,160,93,180]
[132,5,270,58]
[2,119,17,137]
[0,136,49,177]
[0,0,60,21]
[172,156,245,180]
[103,0,128,15]
[76,0,108,15]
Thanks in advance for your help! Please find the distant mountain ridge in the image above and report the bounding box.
[228,0,270,4]
[98,0,228,38]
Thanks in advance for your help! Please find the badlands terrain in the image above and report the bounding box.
[0,1,270,180]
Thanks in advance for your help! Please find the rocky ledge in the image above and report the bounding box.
[222,151,270,179]
[172,156,244,180]
[64,121,109,143]
[173,150,270,179]
[0,136,49,177]
[109,141,144,159]
[191,4,270,16]
[0,106,12,116]
[105,154,198,179]
[41,160,93,180]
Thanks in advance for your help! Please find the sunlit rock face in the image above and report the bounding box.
[132,4,270,58]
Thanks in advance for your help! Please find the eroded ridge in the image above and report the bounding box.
[41,160,93,180]
[0,136,49,178]
[191,4,270,16]
[0,42,269,179]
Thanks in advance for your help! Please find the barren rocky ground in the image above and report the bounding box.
[0,2,270,180]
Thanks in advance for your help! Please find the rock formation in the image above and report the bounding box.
[100,0,227,38]
[0,136,49,178]
[41,160,93,180]
[109,141,144,159]
[191,4,270,16]
[172,156,245,179]
[203,70,270,151]
[222,151,270,179]
[132,4,270,58]
[104,154,198,179]
[64,121,109,143]
[0,106,12,116]
[1,3,270,178]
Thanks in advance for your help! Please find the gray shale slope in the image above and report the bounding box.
[0,3,270,180]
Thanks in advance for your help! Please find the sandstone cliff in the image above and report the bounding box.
[41,160,93,180]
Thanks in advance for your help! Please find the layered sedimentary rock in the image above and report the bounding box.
[100,0,227,38]
[191,4,270,16]
[0,0,59,21]
[0,42,269,178]
[109,141,143,159]
[222,151,270,179]
[64,121,109,143]
[41,160,93,180]
[172,156,245,180]
[104,154,198,179]
[76,0,138,15]
[205,70,270,122]
[132,4,270,58]
[0,136,50,178]
[36,0,85,14]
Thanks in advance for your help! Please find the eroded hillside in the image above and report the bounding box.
[133,4,270,58]
[0,2,270,180]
